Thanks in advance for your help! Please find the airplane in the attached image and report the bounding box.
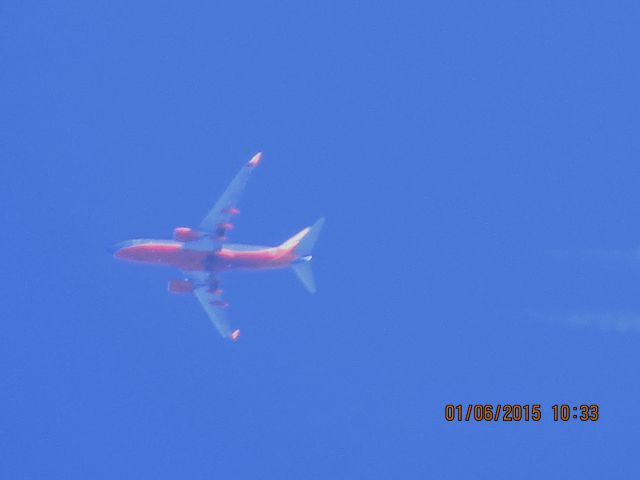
[110,152,324,341]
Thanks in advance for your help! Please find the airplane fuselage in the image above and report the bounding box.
[113,239,297,272]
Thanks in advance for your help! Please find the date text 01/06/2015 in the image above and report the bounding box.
[444,404,599,422]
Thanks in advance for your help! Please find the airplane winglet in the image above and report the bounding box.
[248,152,262,167]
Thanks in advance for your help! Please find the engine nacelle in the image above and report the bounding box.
[167,279,195,294]
[174,227,201,242]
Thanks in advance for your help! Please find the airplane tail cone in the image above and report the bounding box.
[283,218,324,294]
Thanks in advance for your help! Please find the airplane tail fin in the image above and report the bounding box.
[281,218,325,294]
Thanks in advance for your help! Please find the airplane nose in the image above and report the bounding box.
[108,241,130,256]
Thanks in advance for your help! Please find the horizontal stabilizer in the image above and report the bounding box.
[292,260,316,294]
[293,217,324,257]
[288,218,324,293]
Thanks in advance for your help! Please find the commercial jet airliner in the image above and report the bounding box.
[110,153,324,341]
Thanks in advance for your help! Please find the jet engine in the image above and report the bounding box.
[167,279,195,294]
[173,227,201,242]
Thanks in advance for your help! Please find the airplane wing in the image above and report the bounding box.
[185,271,239,340]
[186,153,262,339]
[198,152,262,239]
[193,285,240,341]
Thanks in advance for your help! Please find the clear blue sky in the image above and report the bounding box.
[2,1,640,478]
